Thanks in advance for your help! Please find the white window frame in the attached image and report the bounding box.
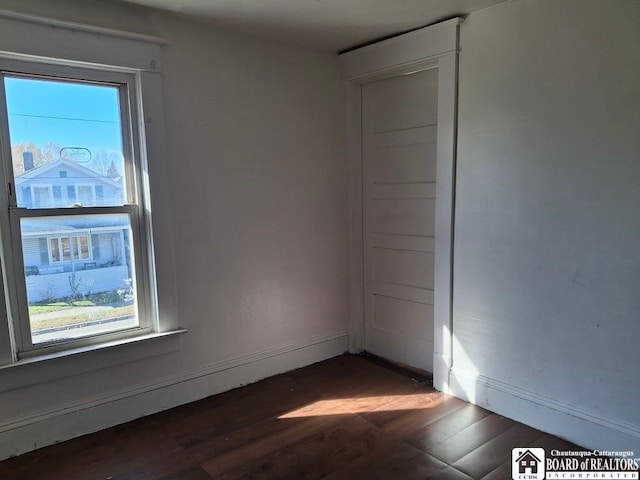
[0,12,183,376]
[0,60,155,357]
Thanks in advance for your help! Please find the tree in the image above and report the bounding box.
[11,142,60,175]
[42,142,61,163]
[106,160,120,178]
[90,150,121,177]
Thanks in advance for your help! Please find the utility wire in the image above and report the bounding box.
[8,113,119,124]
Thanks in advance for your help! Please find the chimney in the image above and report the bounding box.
[23,151,35,172]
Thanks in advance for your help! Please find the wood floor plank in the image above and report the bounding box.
[530,432,586,452]
[108,456,212,480]
[452,422,545,478]
[328,387,437,416]
[0,417,185,480]
[363,393,467,437]
[404,402,493,452]
[480,461,513,480]
[155,465,214,480]
[159,374,320,447]
[438,467,476,479]
[289,354,426,399]
[426,413,516,465]
[199,414,348,477]
[322,441,468,480]
[211,414,398,480]
[186,413,311,462]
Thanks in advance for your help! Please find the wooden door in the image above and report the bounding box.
[361,68,438,372]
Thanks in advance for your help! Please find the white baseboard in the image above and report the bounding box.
[0,331,348,460]
[448,367,640,452]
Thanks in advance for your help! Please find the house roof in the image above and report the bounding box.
[21,217,129,237]
[516,450,541,463]
[15,159,121,189]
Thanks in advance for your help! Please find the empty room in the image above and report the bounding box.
[0,0,638,478]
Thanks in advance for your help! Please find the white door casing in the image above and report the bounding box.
[340,18,460,390]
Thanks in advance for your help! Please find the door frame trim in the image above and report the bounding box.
[339,17,461,392]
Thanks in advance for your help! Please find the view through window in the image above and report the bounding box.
[3,74,141,347]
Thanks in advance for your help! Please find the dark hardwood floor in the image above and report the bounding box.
[0,354,580,479]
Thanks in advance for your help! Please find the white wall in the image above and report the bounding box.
[160,18,347,358]
[0,0,347,459]
[451,0,640,451]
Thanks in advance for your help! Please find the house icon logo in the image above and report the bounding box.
[512,448,545,480]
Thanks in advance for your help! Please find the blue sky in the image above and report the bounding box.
[4,76,124,157]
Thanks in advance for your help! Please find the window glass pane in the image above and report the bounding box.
[21,214,138,344]
[33,186,51,207]
[72,236,79,260]
[50,238,60,262]
[4,76,127,208]
[21,186,32,207]
[60,237,71,262]
[79,235,90,259]
[77,186,94,205]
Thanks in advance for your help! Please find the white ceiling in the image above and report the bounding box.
[107,0,509,52]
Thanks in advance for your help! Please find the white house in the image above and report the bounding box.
[21,216,131,303]
[15,156,123,208]
[15,157,130,302]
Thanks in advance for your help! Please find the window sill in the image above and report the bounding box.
[0,328,186,393]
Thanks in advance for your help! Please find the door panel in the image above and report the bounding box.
[372,142,437,184]
[372,281,434,305]
[373,295,434,340]
[372,198,435,237]
[373,183,435,200]
[362,67,438,371]
[373,249,434,290]
[363,73,438,132]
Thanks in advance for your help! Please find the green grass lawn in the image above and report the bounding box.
[29,300,95,315]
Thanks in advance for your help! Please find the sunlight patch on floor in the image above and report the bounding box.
[279,393,446,418]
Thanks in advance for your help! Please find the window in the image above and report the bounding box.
[0,59,156,357]
[32,185,52,208]
[49,234,91,263]
[76,185,95,206]
[0,16,181,372]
